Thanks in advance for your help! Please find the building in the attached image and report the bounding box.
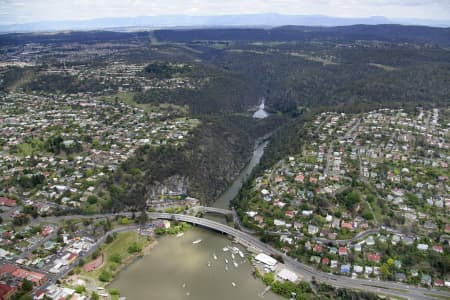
[277,268,298,283]
[338,247,348,256]
[0,197,16,207]
[340,264,351,274]
[255,253,278,268]
[0,284,16,300]
[11,268,47,286]
[367,253,381,263]
[0,264,17,278]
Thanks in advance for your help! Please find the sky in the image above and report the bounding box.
[0,0,449,25]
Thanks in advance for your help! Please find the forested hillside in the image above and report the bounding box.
[155,25,450,46]
[2,25,449,210]
[135,62,260,114]
[103,115,282,210]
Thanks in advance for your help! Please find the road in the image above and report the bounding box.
[19,228,59,259]
[32,212,449,300]
[314,115,331,134]
[324,141,334,176]
[146,213,448,300]
[342,117,361,141]
[39,225,138,291]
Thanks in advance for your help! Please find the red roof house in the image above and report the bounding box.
[0,197,16,207]
[338,247,348,256]
[0,283,16,300]
[367,253,381,263]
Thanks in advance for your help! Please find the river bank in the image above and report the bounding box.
[109,226,283,300]
[77,231,154,288]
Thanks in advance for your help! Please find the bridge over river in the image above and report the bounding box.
[148,213,449,300]
[34,211,450,300]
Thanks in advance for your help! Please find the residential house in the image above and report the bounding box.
[338,247,348,256]
[417,244,429,251]
[367,253,381,263]
[340,264,351,274]
[0,284,16,300]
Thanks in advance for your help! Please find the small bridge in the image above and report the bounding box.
[198,206,233,215]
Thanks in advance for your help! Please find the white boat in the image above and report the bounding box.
[225,258,228,264]
[231,253,235,260]
[213,252,217,260]
[238,250,244,258]
[186,292,190,296]
[232,282,236,287]
[192,239,202,244]
[176,232,184,238]
[233,262,238,268]
[207,261,211,267]
[222,247,229,252]
[232,247,239,254]
[225,265,228,271]
[182,283,186,288]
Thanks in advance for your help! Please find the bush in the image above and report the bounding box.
[119,217,129,225]
[98,270,111,282]
[128,242,142,254]
[154,227,166,235]
[109,289,120,296]
[110,253,122,264]
[87,195,98,205]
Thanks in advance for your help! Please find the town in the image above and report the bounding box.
[1,23,450,300]
[0,91,199,215]
[0,106,448,300]
[239,108,449,287]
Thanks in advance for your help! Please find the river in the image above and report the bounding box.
[110,107,276,300]
[110,227,282,300]
[213,139,269,209]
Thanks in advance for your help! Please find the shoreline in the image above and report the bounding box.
[105,238,159,288]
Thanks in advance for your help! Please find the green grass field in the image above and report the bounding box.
[81,231,151,286]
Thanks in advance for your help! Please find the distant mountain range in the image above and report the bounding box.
[1,13,449,33]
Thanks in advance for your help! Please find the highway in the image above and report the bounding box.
[32,212,450,300]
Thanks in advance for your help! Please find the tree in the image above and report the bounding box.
[98,270,111,282]
[110,253,122,264]
[106,234,115,244]
[137,211,148,228]
[91,292,100,300]
[12,214,29,226]
[87,195,98,205]
[22,279,33,292]
[119,217,129,225]
[78,259,86,267]
[103,218,112,232]
[128,242,142,253]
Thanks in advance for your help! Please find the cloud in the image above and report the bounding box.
[1,0,449,24]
